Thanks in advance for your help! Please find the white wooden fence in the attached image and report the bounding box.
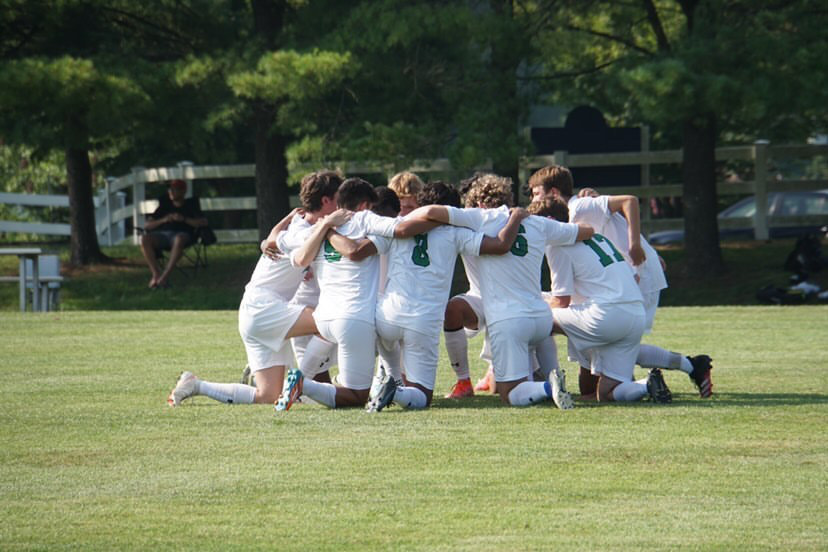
[2,142,827,244]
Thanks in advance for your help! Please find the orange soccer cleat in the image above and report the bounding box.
[445,378,474,399]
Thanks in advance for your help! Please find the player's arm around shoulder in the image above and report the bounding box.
[479,207,529,255]
[607,195,645,265]
[327,232,377,261]
[291,209,352,268]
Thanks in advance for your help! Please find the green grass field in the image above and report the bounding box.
[1,307,826,550]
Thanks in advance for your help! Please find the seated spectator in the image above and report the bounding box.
[140,179,207,289]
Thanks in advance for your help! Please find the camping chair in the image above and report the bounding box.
[24,254,63,311]
[138,226,216,278]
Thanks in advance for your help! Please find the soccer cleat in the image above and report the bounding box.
[445,378,474,399]
[275,369,304,412]
[688,355,714,398]
[548,369,574,410]
[474,365,495,393]
[369,364,387,401]
[646,368,673,404]
[365,376,397,413]
[167,371,199,407]
[240,364,255,387]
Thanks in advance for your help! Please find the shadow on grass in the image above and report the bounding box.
[430,392,828,410]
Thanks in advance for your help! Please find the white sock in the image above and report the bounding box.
[299,336,336,378]
[611,380,648,402]
[301,377,337,408]
[444,328,469,379]
[507,381,550,406]
[291,335,312,366]
[393,386,428,409]
[197,381,256,404]
[637,345,691,373]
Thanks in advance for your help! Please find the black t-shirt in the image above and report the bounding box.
[151,196,204,237]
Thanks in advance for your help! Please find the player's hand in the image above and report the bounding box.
[287,207,304,220]
[629,243,646,266]
[260,239,282,260]
[303,267,314,282]
[324,209,352,228]
[510,207,530,221]
[578,188,599,198]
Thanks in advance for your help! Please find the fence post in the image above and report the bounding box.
[640,125,651,234]
[178,160,194,198]
[105,177,114,246]
[553,151,569,169]
[753,140,770,241]
[131,166,146,245]
[518,157,529,204]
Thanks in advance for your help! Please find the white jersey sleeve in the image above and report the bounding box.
[351,210,398,238]
[539,216,580,246]
[568,196,612,230]
[446,206,487,230]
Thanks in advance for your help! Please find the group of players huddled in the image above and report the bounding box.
[167,165,713,412]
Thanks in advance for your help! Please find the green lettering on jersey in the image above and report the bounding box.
[583,234,625,267]
[411,233,430,267]
[323,239,341,262]
[510,224,528,257]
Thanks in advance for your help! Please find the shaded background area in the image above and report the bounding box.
[2,238,827,310]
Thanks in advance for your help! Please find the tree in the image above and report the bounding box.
[0,55,148,264]
[524,0,828,278]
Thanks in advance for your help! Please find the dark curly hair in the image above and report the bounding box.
[417,181,462,208]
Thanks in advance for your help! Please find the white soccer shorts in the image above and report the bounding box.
[375,318,440,390]
[314,318,376,390]
[487,314,554,383]
[238,291,304,372]
[553,302,645,383]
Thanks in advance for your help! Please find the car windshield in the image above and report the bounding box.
[721,198,756,218]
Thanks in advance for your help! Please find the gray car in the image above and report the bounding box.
[647,190,828,244]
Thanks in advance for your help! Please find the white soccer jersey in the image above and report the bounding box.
[546,234,644,305]
[277,215,321,307]
[377,224,484,334]
[282,210,398,324]
[453,205,511,296]
[567,195,667,294]
[244,216,306,303]
[447,207,580,325]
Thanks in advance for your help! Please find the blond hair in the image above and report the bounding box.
[388,171,423,199]
[463,173,513,208]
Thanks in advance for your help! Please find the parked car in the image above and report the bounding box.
[647,190,828,244]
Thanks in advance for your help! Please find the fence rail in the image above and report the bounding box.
[2,142,827,244]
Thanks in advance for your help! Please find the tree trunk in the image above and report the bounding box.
[490,0,522,202]
[681,113,724,277]
[254,102,290,241]
[66,146,109,265]
[251,0,290,241]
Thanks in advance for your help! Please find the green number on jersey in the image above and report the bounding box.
[411,233,430,267]
[323,239,341,263]
[510,224,528,257]
[583,234,625,267]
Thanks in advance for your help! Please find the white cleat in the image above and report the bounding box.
[369,364,387,401]
[167,371,199,407]
[549,369,574,410]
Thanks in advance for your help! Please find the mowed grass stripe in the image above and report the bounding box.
[0,307,826,550]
